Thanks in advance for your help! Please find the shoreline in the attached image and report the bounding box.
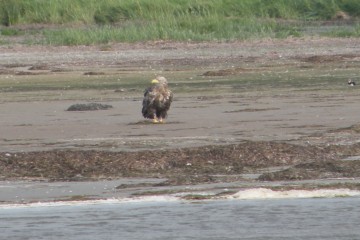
[2,38,360,204]
[1,139,360,204]
[1,177,360,206]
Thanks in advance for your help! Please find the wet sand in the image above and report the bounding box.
[1,38,360,203]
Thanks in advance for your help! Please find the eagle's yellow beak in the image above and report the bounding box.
[151,79,159,84]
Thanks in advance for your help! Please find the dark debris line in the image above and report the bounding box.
[1,141,360,183]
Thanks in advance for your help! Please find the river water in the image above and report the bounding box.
[1,189,360,240]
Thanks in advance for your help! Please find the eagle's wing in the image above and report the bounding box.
[142,86,157,119]
[162,89,173,110]
[155,88,173,119]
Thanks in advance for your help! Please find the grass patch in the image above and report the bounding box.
[1,0,360,45]
[2,0,359,26]
[42,18,292,45]
[0,28,22,36]
[322,24,360,37]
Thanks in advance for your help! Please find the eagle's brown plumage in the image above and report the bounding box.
[142,76,173,123]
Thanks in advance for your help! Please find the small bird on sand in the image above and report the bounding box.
[348,79,356,86]
[142,76,173,123]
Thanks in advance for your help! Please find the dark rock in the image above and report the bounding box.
[66,103,113,111]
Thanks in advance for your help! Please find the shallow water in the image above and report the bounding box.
[1,193,360,240]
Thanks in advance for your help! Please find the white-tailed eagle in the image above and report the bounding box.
[142,76,173,123]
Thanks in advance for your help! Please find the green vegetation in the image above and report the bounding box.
[1,0,360,45]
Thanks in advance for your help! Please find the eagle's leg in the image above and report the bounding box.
[158,117,164,123]
[152,114,159,123]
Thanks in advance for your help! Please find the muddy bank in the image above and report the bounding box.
[2,38,360,196]
[1,140,360,186]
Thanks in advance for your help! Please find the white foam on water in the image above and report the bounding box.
[0,195,180,209]
[2,188,360,209]
[118,195,180,204]
[228,188,360,200]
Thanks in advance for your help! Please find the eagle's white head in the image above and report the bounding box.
[151,76,168,86]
